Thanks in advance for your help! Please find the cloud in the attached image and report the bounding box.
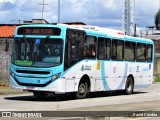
[0,1,15,11]
[19,0,57,12]
[136,0,159,27]
[60,0,122,26]
[0,0,159,30]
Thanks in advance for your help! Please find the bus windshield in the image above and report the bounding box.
[12,38,63,67]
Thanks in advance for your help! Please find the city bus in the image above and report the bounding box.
[8,24,154,99]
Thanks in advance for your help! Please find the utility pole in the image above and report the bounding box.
[39,0,48,20]
[58,0,60,23]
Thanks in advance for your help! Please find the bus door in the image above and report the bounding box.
[65,29,86,69]
[64,29,86,92]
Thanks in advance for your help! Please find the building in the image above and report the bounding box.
[0,24,16,84]
[141,26,160,55]
[0,19,51,41]
[141,26,160,76]
[0,24,16,41]
[24,19,49,24]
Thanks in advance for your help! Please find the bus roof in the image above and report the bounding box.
[67,24,125,37]
[124,35,153,44]
[15,24,153,44]
[66,24,153,44]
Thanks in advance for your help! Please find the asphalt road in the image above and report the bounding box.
[0,84,160,119]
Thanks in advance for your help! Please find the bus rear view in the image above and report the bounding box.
[10,24,65,98]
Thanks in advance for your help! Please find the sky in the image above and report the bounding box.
[0,0,159,31]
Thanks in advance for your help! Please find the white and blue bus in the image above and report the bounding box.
[9,24,154,99]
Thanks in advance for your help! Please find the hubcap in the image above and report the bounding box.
[79,84,85,94]
[127,80,132,91]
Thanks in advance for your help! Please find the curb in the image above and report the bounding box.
[153,82,160,84]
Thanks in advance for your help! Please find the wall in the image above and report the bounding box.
[154,57,160,77]
[0,41,12,86]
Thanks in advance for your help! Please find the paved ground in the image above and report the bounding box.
[0,84,160,120]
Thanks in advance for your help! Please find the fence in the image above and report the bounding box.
[0,41,160,86]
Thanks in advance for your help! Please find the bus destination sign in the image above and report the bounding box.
[25,28,53,35]
[17,27,61,36]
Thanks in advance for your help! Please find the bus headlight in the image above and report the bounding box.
[52,73,61,81]
[10,70,15,78]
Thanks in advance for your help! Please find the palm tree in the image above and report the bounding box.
[155,10,160,30]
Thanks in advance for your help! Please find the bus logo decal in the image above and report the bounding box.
[81,65,85,71]
[113,67,116,73]
[149,64,151,70]
[96,61,101,70]
[81,65,91,71]
[136,66,140,72]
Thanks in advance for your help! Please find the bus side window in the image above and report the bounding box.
[136,43,146,62]
[71,44,78,60]
[84,36,97,59]
[117,40,124,60]
[106,39,111,60]
[98,37,111,60]
[111,39,123,61]
[124,41,135,61]
[146,44,153,62]
[111,40,117,60]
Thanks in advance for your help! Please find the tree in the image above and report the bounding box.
[155,10,160,30]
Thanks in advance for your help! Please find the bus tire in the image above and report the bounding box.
[76,82,88,99]
[33,91,48,99]
[125,77,134,95]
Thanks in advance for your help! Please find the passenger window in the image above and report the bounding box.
[112,39,124,61]
[146,44,152,62]
[84,36,97,59]
[136,43,146,62]
[98,37,111,60]
[125,41,135,61]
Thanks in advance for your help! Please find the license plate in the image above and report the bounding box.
[26,86,35,90]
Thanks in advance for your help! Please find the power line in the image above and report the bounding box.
[58,0,60,23]
[11,20,26,24]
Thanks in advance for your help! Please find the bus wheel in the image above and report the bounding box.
[33,91,48,99]
[125,77,134,95]
[76,82,88,99]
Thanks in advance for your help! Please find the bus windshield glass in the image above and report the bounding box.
[12,38,63,67]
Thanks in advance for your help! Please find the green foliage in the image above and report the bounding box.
[155,10,160,30]
[155,77,160,82]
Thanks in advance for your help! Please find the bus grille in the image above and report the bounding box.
[16,70,50,75]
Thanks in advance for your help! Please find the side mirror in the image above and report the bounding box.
[5,39,9,52]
